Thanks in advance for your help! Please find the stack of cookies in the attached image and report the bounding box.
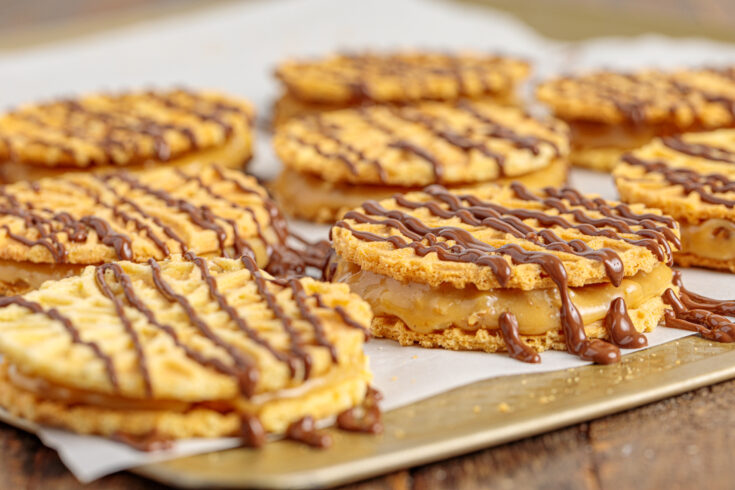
[273,51,530,125]
[537,67,735,171]
[271,51,571,223]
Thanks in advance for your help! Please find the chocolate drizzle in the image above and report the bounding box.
[337,386,383,433]
[622,154,735,208]
[498,312,541,363]
[659,272,735,342]
[603,297,648,348]
[285,416,332,448]
[0,165,287,265]
[335,183,680,364]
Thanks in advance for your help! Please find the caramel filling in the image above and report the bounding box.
[333,258,673,335]
[0,259,84,292]
[680,218,735,260]
[272,157,568,221]
[0,131,252,183]
[568,121,661,151]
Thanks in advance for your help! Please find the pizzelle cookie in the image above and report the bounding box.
[537,68,735,171]
[0,89,254,183]
[329,183,685,363]
[272,51,529,125]
[614,130,735,273]
[0,162,289,295]
[272,100,570,223]
[0,254,376,446]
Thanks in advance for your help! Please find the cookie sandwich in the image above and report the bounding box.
[0,254,376,447]
[272,100,570,223]
[0,89,254,183]
[537,68,735,171]
[615,130,735,273]
[329,183,683,363]
[272,51,530,125]
[0,162,287,295]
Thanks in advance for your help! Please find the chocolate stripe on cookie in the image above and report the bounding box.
[622,154,735,208]
[94,261,248,393]
[662,135,735,164]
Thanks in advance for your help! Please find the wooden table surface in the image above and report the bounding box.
[1,1,734,488]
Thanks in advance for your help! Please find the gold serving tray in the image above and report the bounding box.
[2,336,734,488]
[132,336,735,489]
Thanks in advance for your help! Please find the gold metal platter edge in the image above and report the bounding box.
[126,336,735,489]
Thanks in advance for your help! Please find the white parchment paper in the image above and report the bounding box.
[1,0,734,482]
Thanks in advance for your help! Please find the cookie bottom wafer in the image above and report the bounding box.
[0,359,370,438]
[371,294,665,354]
[272,157,569,223]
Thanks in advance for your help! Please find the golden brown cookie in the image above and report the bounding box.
[0,89,254,183]
[272,100,569,222]
[275,51,529,105]
[0,162,288,294]
[614,130,735,273]
[0,254,372,444]
[537,68,735,171]
[330,183,681,364]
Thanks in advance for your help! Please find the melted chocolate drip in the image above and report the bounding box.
[603,297,648,348]
[337,386,383,433]
[240,414,267,448]
[498,312,541,363]
[285,416,333,448]
[659,272,735,342]
[112,431,174,452]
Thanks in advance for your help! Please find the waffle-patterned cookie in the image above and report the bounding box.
[0,162,287,294]
[0,254,372,442]
[614,130,735,272]
[330,184,681,364]
[274,100,569,187]
[537,68,735,127]
[536,68,735,171]
[0,89,254,182]
[275,52,529,105]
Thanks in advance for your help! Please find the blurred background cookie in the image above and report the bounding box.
[615,130,735,272]
[272,100,569,222]
[0,89,255,183]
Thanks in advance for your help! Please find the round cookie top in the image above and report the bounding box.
[537,68,735,128]
[0,255,371,401]
[0,162,286,266]
[614,130,735,222]
[273,100,569,187]
[0,89,254,168]
[275,51,530,104]
[331,183,680,291]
